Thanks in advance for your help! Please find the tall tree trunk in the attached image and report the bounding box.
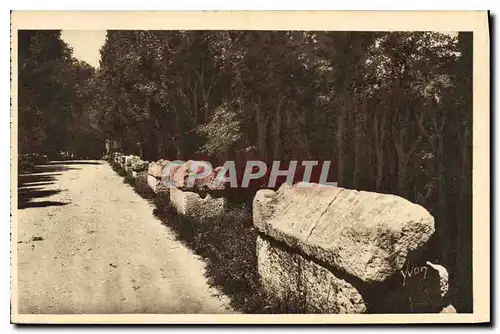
[273,95,283,160]
[456,116,473,312]
[352,99,363,189]
[374,106,388,192]
[395,125,408,198]
[337,100,346,186]
[397,153,407,198]
[255,99,268,162]
[436,134,451,266]
[173,106,182,158]
[156,136,164,160]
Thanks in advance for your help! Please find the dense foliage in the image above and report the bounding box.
[18,30,103,159]
[18,30,473,312]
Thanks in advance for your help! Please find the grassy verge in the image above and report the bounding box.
[108,160,270,313]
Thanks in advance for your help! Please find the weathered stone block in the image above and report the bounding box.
[125,155,140,167]
[124,165,133,174]
[440,304,457,313]
[169,187,226,219]
[254,183,435,283]
[254,183,453,313]
[147,174,170,194]
[257,236,367,313]
[148,160,171,178]
[147,174,156,191]
[132,160,148,172]
[114,153,122,163]
[170,161,227,191]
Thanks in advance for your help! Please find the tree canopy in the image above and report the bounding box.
[18,30,102,158]
[17,30,473,313]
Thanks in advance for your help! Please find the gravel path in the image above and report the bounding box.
[16,160,234,314]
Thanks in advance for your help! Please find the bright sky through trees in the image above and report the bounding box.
[61,30,107,68]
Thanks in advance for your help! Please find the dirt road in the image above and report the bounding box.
[16,161,234,314]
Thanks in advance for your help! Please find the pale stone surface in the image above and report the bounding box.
[147,174,170,194]
[253,189,278,228]
[257,236,367,313]
[440,304,457,313]
[114,153,122,163]
[426,261,449,298]
[170,161,226,191]
[148,160,170,178]
[132,160,148,172]
[168,164,183,185]
[254,183,435,283]
[125,155,140,167]
[170,161,194,189]
[257,235,452,313]
[146,160,171,194]
[253,183,451,313]
[147,174,158,192]
[169,188,225,219]
[194,166,227,191]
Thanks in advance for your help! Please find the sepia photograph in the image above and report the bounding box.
[10,11,490,324]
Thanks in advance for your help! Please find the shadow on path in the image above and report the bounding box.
[18,174,59,185]
[18,200,68,210]
[19,165,78,175]
[46,160,103,166]
[17,163,72,210]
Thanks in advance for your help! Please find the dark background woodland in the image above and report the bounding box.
[17,30,473,312]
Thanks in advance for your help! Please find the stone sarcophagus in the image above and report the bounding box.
[113,152,122,164]
[147,160,170,194]
[169,187,226,219]
[253,183,455,314]
[123,156,140,173]
[146,174,170,194]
